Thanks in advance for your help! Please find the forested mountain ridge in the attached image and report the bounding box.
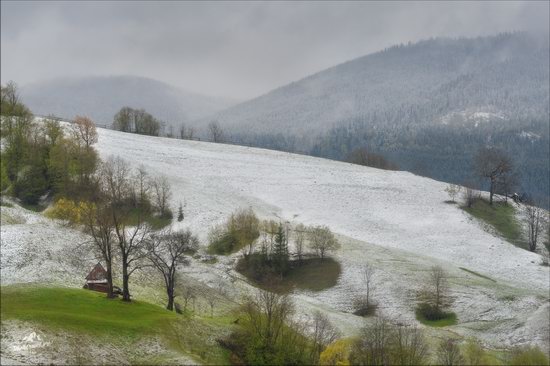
[20,75,237,128]
[212,32,549,205]
[214,32,548,138]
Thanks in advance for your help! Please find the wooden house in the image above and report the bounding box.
[83,262,121,294]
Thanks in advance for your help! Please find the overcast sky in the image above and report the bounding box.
[1,1,548,99]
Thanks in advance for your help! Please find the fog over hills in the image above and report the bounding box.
[214,32,548,138]
[211,32,549,204]
[20,75,237,127]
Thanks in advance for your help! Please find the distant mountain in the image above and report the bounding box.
[211,32,549,205]
[214,32,548,139]
[20,75,237,128]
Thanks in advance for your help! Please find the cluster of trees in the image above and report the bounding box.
[346,147,399,171]
[237,221,341,286]
[222,286,549,366]
[439,146,549,255]
[83,157,176,302]
[112,106,161,136]
[221,289,339,365]
[1,82,99,204]
[325,317,549,366]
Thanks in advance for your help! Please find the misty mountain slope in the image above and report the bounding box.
[20,75,237,127]
[213,32,548,137]
[211,33,549,205]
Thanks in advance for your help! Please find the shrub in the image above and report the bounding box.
[508,345,549,365]
[462,338,489,365]
[416,302,448,321]
[352,296,377,317]
[319,338,353,365]
[207,208,260,255]
[208,230,240,255]
[0,155,11,193]
[46,198,94,225]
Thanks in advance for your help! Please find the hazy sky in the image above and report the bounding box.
[1,1,548,99]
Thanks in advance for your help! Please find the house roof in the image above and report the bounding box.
[85,262,107,281]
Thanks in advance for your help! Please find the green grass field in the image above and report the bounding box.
[463,199,525,249]
[0,285,230,364]
[1,285,177,337]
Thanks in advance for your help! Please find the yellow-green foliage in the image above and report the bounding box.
[508,346,549,366]
[46,198,94,225]
[320,338,354,365]
[462,338,492,365]
[0,153,10,193]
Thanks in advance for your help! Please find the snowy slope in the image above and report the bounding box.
[95,128,548,291]
[2,124,549,351]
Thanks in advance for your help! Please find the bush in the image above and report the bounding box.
[0,155,11,193]
[319,338,353,365]
[415,302,457,327]
[208,230,240,255]
[416,302,448,321]
[207,208,260,255]
[45,198,94,225]
[352,296,377,317]
[508,346,549,365]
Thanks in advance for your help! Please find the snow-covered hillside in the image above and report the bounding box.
[96,128,546,290]
[2,125,548,352]
[93,128,549,349]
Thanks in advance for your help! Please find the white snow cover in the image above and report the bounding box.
[2,125,548,351]
[95,128,547,291]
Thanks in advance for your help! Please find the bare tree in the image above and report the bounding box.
[208,120,224,143]
[464,186,476,208]
[350,317,393,365]
[72,115,98,149]
[444,184,461,203]
[179,123,196,140]
[182,285,196,312]
[115,211,151,302]
[206,293,217,317]
[310,311,339,363]
[392,325,429,365]
[101,157,152,302]
[132,166,150,208]
[83,204,116,298]
[308,225,341,259]
[151,175,172,218]
[363,263,375,308]
[525,201,543,252]
[428,265,450,312]
[243,289,294,347]
[437,338,464,366]
[294,223,308,263]
[474,147,513,205]
[148,229,198,310]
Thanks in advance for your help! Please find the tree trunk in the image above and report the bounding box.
[166,279,174,311]
[489,177,496,205]
[105,261,115,299]
[122,257,131,302]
